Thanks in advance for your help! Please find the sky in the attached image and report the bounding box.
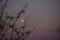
[0,0,60,40]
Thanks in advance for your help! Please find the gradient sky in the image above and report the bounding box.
[2,0,60,40]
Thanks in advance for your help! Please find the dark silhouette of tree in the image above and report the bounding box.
[0,0,40,40]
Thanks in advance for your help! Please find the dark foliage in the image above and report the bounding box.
[26,31,31,35]
[0,23,4,29]
[9,24,14,28]
[6,16,14,20]
[0,0,40,40]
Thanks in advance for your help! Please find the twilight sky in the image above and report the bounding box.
[1,0,60,40]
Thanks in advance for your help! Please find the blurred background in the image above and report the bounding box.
[0,0,60,40]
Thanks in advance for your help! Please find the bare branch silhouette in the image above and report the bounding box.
[0,0,40,40]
